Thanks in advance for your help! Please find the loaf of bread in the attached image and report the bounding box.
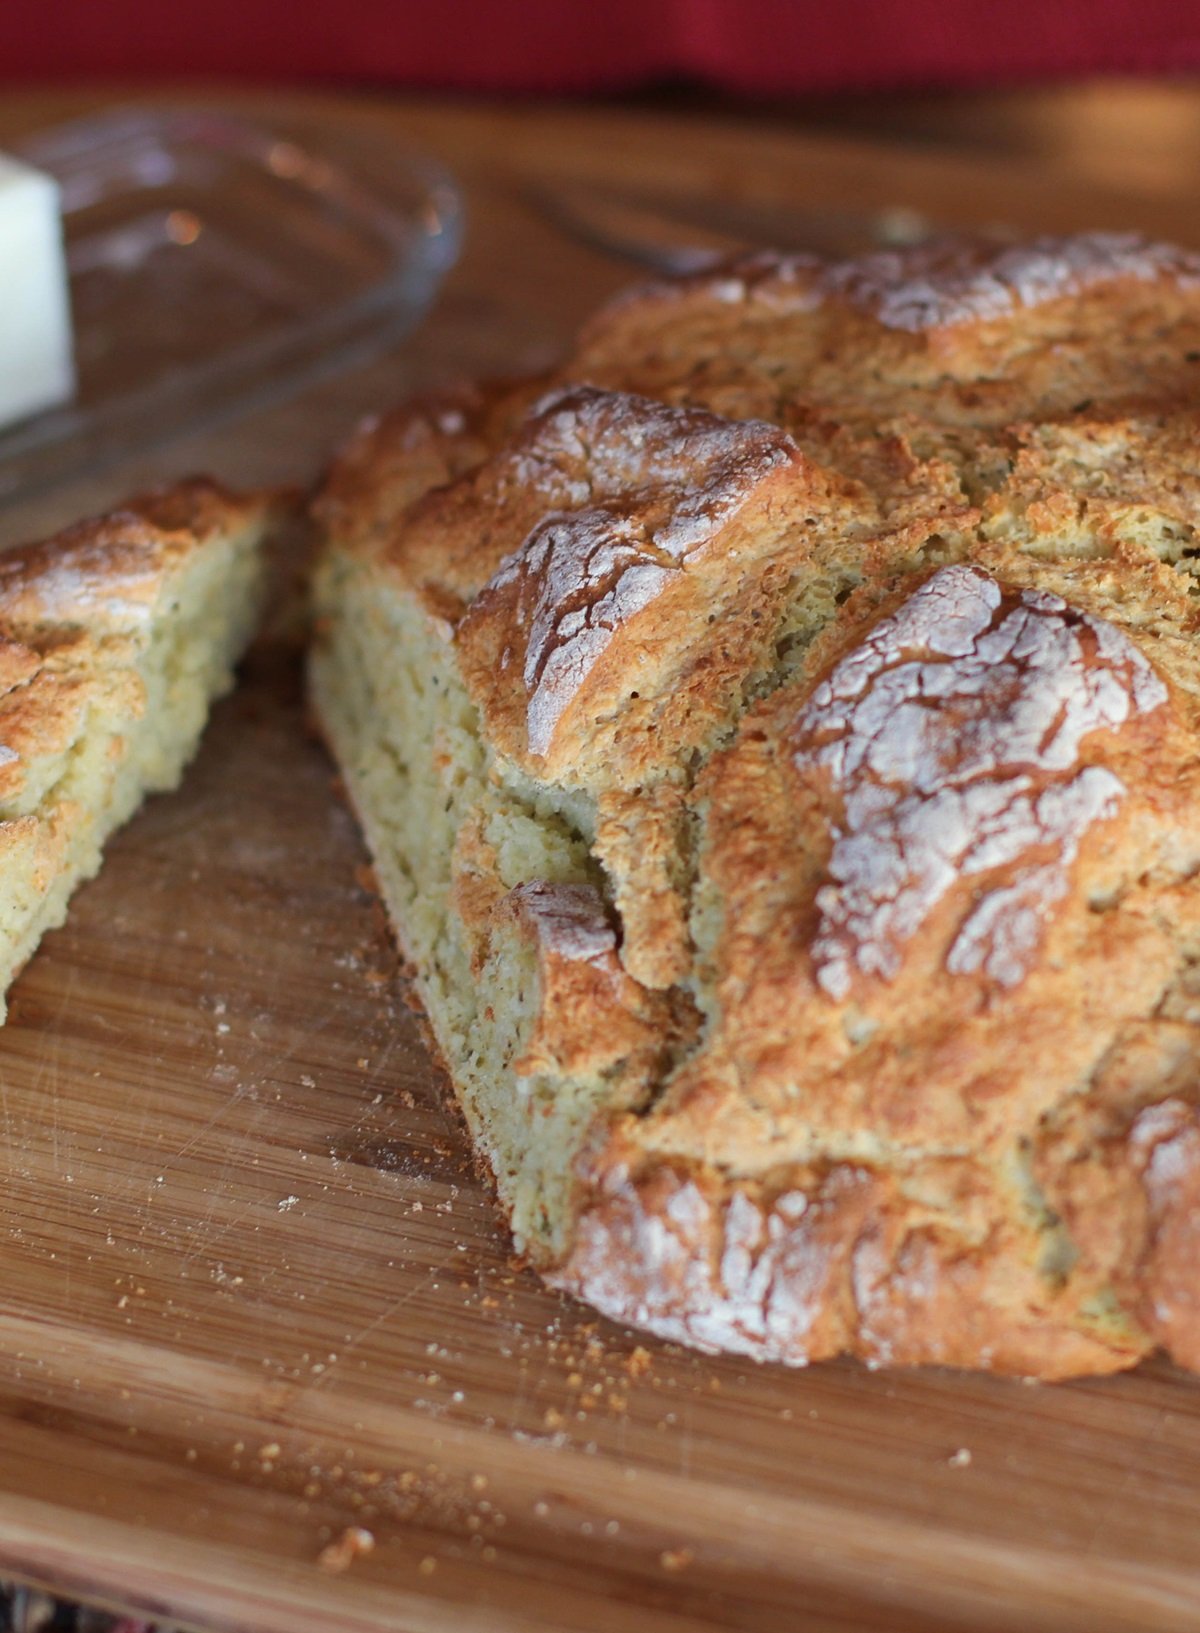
[311,233,1200,1377]
[0,480,276,1017]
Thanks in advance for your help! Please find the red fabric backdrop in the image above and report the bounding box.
[2,0,1198,91]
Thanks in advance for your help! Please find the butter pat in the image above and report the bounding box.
[0,154,73,430]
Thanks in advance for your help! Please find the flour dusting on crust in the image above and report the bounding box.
[826,232,1200,332]
[791,565,1170,999]
[507,879,616,964]
[314,227,1200,1378]
[510,512,674,757]
[480,387,799,757]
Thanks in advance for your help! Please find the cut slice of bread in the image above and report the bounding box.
[311,233,1200,1378]
[0,479,277,1017]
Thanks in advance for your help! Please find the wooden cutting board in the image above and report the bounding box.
[0,89,1198,1633]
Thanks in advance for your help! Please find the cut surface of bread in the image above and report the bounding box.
[311,232,1200,1377]
[0,479,275,1017]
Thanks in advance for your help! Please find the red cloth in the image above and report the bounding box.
[3,0,1199,91]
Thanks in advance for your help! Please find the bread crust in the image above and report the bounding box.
[0,480,273,800]
[0,478,275,1006]
[314,233,1200,1376]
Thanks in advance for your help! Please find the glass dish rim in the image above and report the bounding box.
[0,101,465,503]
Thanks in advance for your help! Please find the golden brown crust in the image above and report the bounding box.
[592,784,691,990]
[568,563,1200,1373]
[0,479,274,814]
[452,386,829,781]
[567,233,1200,436]
[312,377,550,566]
[0,476,274,1005]
[498,880,678,1079]
[0,477,267,629]
[1126,1100,1200,1367]
[551,1147,1144,1377]
[316,232,1200,1376]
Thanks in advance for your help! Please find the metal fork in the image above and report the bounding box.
[528,178,939,274]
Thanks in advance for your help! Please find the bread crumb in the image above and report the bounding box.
[318,1526,375,1573]
[948,1447,972,1468]
[660,1547,693,1572]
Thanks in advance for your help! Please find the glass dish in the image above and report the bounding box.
[0,105,463,501]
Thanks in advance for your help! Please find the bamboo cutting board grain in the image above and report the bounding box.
[0,91,1198,1633]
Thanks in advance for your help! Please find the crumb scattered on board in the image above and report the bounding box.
[317,1526,376,1574]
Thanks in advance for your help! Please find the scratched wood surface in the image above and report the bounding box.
[0,88,1197,1633]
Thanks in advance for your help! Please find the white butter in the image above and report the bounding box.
[0,153,73,431]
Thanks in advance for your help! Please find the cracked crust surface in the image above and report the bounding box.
[0,479,275,1014]
[313,231,1200,1376]
[0,481,270,800]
